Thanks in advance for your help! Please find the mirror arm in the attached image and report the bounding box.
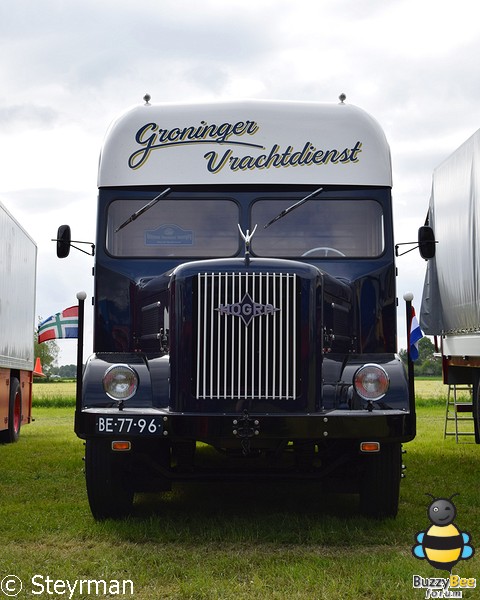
[51,238,95,257]
[395,241,420,257]
[395,240,438,257]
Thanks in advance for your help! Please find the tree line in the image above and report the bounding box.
[34,328,76,379]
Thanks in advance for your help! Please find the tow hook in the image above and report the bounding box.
[232,410,260,455]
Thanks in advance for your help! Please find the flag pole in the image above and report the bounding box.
[403,292,416,415]
[75,291,87,413]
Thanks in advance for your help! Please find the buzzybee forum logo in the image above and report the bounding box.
[412,493,476,598]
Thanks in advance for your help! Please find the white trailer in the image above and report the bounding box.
[420,129,480,441]
[0,200,37,442]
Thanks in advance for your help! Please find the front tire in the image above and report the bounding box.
[359,442,402,518]
[85,438,134,520]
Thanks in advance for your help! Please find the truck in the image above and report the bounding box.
[419,128,480,442]
[57,96,416,519]
[0,200,37,443]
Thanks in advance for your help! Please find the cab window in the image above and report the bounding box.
[251,198,384,258]
[107,198,239,257]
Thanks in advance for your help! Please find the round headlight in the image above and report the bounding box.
[103,364,138,401]
[353,364,389,401]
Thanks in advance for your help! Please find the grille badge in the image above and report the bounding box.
[216,292,280,326]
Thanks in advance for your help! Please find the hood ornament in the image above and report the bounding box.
[238,224,257,265]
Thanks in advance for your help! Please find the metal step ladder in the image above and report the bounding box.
[444,384,475,443]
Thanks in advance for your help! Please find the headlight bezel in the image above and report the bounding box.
[353,363,390,401]
[102,364,139,401]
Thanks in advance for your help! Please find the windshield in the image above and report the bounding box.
[107,198,239,257]
[105,193,385,259]
[252,198,384,258]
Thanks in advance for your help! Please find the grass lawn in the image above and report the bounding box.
[0,381,477,599]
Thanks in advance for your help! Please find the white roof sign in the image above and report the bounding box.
[98,99,392,187]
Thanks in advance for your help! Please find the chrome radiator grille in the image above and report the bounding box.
[195,272,299,400]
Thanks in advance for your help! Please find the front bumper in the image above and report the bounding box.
[75,407,415,444]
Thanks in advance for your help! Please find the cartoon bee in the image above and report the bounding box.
[412,494,474,572]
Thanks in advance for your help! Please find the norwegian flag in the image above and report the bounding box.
[38,306,78,343]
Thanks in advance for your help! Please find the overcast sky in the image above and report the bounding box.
[1,0,479,364]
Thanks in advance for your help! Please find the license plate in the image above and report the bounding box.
[95,415,164,435]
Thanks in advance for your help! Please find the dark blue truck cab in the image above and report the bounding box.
[59,98,414,519]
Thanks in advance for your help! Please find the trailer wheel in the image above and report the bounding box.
[359,442,401,518]
[85,439,134,520]
[0,377,22,444]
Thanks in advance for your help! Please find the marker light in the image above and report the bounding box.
[353,364,389,401]
[112,441,132,452]
[103,364,138,401]
[360,441,381,453]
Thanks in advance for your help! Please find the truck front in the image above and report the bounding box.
[69,98,413,519]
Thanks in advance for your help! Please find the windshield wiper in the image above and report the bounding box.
[263,187,324,229]
[115,187,172,233]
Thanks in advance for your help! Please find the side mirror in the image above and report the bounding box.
[56,225,71,258]
[418,226,436,259]
[53,226,95,257]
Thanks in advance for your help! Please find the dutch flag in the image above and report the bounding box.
[409,306,423,361]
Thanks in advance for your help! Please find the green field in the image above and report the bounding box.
[32,381,76,407]
[1,380,477,599]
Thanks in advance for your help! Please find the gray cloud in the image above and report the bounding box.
[0,0,277,96]
[1,189,85,214]
[0,105,60,131]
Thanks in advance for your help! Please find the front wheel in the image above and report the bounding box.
[0,377,22,443]
[85,438,134,520]
[359,442,402,518]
